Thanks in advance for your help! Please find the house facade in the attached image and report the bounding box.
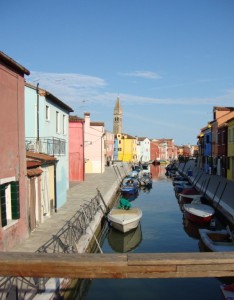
[25,83,73,209]
[69,115,85,181]
[116,133,138,162]
[0,51,30,250]
[227,118,234,181]
[84,112,105,173]
[137,137,151,163]
[104,130,115,165]
[26,151,56,230]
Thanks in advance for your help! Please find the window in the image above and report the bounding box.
[56,111,60,133]
[62,114,66,134]
[0,181,20,227]
[45,105,50,121]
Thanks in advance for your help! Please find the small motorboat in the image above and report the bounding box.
[179,187,202,203]
[183,199,215,225]
[199,228,234,252]
[107,207,142,233]
[138,174,152,188]
[120,178,138,194]
[220,283,234,299]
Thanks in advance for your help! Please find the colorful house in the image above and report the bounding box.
[137,137,150,162]
[104,130,115,165]
[25,83,73,209]
[84,112,105,173]
[26,151,57,229]
[0,51,30,250]
[69,115,85,181]
[150,140,160,162]
[115,133,137,162]
[227,117,234,181]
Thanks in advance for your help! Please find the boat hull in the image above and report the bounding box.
[108,208,142,233]
[183,203,214,225]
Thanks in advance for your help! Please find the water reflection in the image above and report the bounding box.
[108,224,142,253]
[183,216,202,239]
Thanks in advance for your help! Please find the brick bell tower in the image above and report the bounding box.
[113,97,123,135]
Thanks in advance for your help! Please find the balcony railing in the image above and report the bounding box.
[25,137,66,156]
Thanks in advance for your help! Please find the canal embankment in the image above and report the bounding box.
[178,160,234,227]
[8,162,130,300]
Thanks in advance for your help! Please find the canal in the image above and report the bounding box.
[76,165,228,300]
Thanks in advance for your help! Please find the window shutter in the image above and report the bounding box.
[11,181,20,219]
[0,185,7,227]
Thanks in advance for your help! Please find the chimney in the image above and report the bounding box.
[84,112,90,127]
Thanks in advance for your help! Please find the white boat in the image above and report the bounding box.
[107,207,142,233]
[199,228,234,252]
[183,199,215,225]
[220,283,234,299]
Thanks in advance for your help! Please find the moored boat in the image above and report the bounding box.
[199,228,234,252]
[107,207,143,233]
[183,199,215,225]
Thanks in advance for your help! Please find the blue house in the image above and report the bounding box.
[25,82,73,210]
[203,124,212,173]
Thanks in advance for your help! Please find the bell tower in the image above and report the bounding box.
[113,97,122,135]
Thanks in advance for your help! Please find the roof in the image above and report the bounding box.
[114,97,122,114]
[27,169,43,177]
[69,115,84,122]
[25,82,74,113]
[90,122,105,126]
[138,137,148,141]
[26,151,57,162]
[213,106,234,111]
[0,51,30,75]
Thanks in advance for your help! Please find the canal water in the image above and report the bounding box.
[78,165,227,300]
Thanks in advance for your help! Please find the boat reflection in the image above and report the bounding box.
[108,224,142,253]
[121,191,139,202]
[182,215,201,239]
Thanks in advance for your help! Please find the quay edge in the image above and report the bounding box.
[178,160,234,227]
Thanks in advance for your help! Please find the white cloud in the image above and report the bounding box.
[27,71,234,113]
[119,70,162,80]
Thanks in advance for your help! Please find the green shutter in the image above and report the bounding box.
[0,184,7,227]
[11,181,20,219]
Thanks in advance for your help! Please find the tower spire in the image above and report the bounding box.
[113,97,122,135]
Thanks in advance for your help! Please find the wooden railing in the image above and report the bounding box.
[1,252,234,279]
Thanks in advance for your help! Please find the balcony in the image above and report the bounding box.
[25,137,66,156]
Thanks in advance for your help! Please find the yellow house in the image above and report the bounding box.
[227,118,234,181]
[116,133,138,162]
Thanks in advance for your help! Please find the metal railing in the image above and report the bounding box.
[25,137,66,156]
[0,191,103,299]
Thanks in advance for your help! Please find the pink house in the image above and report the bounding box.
[84,112,105,173]
[0,51,30,250]
[69,115,85,181]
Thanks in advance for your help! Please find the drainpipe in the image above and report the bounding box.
[54,160,58,212]
[36,83,39,141]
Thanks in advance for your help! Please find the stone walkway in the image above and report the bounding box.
[12,163,129,252]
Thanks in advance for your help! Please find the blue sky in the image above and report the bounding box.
[1,0,234,145]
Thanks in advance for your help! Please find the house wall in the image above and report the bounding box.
[139,138,150,162]
[25,85,70,209]
[105,131,115,164]
[84,114,105,173]
[69,121,84,181]
[227,119,234,181]
[0,60,28,250]
[150,142,159,161]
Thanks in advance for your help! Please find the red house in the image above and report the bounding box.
[0,51,30,250]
